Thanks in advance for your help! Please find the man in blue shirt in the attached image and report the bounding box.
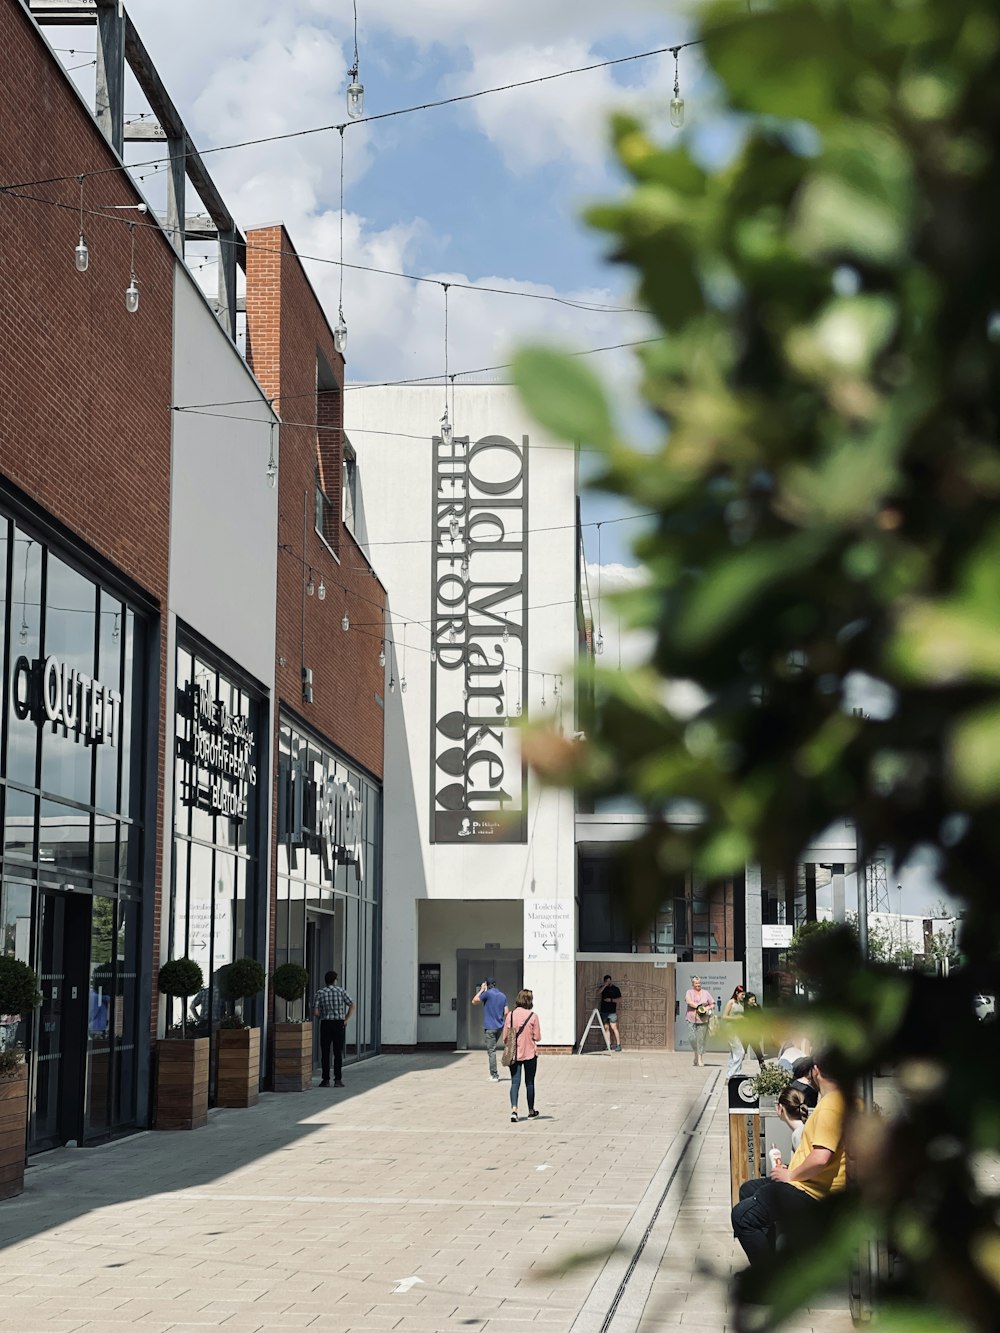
[471,976,508,1081]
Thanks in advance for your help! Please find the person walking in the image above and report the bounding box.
[502,988,541,1123]
[597,974,623,1051]
[743,991,768,1066]
[471,976,509,1082]
[313,969,355,1088]
[722,984,746,1078]
[684,976,715,1067]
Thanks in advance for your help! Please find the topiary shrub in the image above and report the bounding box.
[0,956,41,1021]
[219,957,267,1028]
[159,958,204,1039]
[272,963,310,1021]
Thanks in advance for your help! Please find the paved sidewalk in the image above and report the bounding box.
[0,1051,855,1332]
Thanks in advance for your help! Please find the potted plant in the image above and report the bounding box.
[271,963,312,1092]
[216,957,267,1109]
[749,1061,791,1112]
[155,958,208,1130]
[0,957,40,1201]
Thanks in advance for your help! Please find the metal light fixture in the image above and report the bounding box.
[335,127,348,354]
[306,570,315,597]
[449,515,460,542]
[379,643,386,668]
[124,222,139,313]
[670,47,685,128]
[74,174,89,272]
[346,1,364,117]
[318,578,326,601]
[266,417,278,487]
[341,611,350,631]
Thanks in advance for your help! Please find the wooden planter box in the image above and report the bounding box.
[0,1066,28,1200]
[216,1027,261,1109]
[273,1022,312,1092]
[155,1036,209,1130]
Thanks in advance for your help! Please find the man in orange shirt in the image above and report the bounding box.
[731,1053,849,1266]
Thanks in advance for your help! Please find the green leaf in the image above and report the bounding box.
[513,347,615,449]
[949,702,1000,803]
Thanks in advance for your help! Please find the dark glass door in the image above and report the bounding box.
[30,890,88,1151]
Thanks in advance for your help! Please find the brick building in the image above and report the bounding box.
[245,224,386,1059]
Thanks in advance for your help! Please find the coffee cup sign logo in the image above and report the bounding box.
[11,654,121,747]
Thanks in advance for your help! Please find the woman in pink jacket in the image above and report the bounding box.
[502,988,541,1123]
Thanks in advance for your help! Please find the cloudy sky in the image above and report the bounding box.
[45,0,721,566]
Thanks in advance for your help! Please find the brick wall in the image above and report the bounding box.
[245,224,386,979]
[0,4,175,1037]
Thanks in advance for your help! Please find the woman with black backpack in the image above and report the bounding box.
[501,988,541,1123]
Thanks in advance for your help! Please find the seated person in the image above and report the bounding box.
[788,1054,820,1108]
[776,1084,811,1152]
[732,1052,849,1267]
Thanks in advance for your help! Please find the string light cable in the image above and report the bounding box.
[0,183,646,316]
[3,38,703,193]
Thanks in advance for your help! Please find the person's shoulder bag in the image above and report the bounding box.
[501,1010,533,1067]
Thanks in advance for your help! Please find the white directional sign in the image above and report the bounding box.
[761,924,794,948]
[524,898,573,962]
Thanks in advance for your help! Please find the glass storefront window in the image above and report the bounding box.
[0,514,149,1148]
[274,716,382,1063]
[169,641,264,1073]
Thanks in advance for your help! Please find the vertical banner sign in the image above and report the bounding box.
[431,433,528,843]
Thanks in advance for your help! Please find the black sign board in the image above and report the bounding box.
[418,963,441,1016]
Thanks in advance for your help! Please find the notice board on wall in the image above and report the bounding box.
[419,964,441,1016]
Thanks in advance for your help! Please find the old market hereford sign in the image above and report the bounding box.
[430,432,528,844]
[11,654,121,747]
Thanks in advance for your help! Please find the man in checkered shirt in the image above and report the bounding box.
[313,970,356,1088]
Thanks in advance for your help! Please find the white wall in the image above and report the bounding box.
[347,385,579,1046]
[161,267,278,990]
[169,270,278,684]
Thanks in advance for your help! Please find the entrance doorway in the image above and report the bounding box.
[455,952,523,1051]
[31,889,88,1151]
[306,911,335,1069]
[28,888,141,1153]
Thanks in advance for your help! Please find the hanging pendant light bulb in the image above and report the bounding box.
[401,676,407,693]
[18,619,29,646]
[596,630,605,655]
[502,616,510,644]
[389,674,395,693]
[448,625,458,644]
[74,175,89,272]
[541,675,547,707]
[440,407,453,446]
[460,555,470,581]
[306,570,315,597]
[341,611,350,631]
[449,515,460,542]
[124,221,139,313]
[334,308,348,354]
[346,65,364,118]
[112,612,121,644]
[378,643,386,668]
[430,647,437,662]
[318,578,326,601]
[266,418,278,487]
[670,47,685,128]
[462,685,468,701]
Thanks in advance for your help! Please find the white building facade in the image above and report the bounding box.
[347,384,581,1050]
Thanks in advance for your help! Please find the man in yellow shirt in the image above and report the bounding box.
[732,1054,849,1266]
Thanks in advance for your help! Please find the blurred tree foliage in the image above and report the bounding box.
[515,0,1000,1327]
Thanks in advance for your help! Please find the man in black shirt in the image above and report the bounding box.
[789,1055,820,1108]
[597,974,623,1052]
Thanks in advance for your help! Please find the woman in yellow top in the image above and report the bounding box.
[731,1054,849,1266]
